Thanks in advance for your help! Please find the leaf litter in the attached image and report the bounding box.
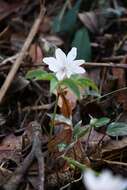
[1,0,127,189]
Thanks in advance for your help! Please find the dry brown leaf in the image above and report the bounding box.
[29,43,43,64]
[58,89,77,118]
[48,127,72,154]
[0,134,22,164]
[78,11,98,33]
[45,35,63,46]
[112,58,127,111]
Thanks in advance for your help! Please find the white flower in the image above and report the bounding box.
[83,169,127,190]
[43,47,85,80]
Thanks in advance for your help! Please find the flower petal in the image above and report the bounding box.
[73,59,85,66]
[56,70,66,80]
[43,57,60,72]
[67,47,77,62]
[83,170,99,190]
[55,48,67,65]
[70,65,85,74]
[43,57,56,65]
[66,69,73,78]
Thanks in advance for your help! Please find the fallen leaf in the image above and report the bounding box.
[78,11,98,33]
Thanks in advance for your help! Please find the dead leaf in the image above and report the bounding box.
[48,127,72,154]
[0,134,22,164]
[58,89,77,118]
[112,58,127,111]
[45,35,63,46]
[29,43,43,64]
[78,11,98,33]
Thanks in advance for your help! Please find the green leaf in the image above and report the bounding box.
[74,126,89,140]
[26,70,47,79]
[53,0,81,33]
[26,69,57,81]
[48,114,72,126]
[63,156,86,171]
[50,78,58,93]
[61,78,80,99]
[73,121,89,140]
[78,78,98,91]
[85,89,101,97]
[58,143,67,152]
[94,117,110,128]
[107,122,127,137]
[72,28,91,61]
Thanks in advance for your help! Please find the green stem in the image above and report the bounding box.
[50,94,59,137]
[87,87,127,105]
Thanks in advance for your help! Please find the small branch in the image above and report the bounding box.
[83,62,127,69]
[0,8,46,104]
[22,102,55,112]
[1,61,127,72]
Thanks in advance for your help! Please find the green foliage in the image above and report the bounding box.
[73,121,89,140]
[26,69,59,93]
[50,77,58,93]
[26,69,57,81]
[48,113,72,126]
[58,143,67,152]
[61,78,81,99]
[93,117,110,128]
[26,69,98,98]
[71,28,91,61]
[63,156,86,171]
[53,0,81,33]
[71,75,98,92]
[107,122,127,137]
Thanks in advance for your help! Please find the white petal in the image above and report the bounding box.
[73,59,85,66]
[43,57,56,65]
[56,70,66,81]
[83,170,99,190]
[66,69,73,78]
[67,47,77,62]
[43,57,61,72]
[83,170,127,190]
[55,48,67,65]
[73,66,86,74]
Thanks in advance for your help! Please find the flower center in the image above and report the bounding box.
[61,66,67,73]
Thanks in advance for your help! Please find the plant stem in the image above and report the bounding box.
[86,86,127,105]
[85,124,93,154]
[50,94,59,137]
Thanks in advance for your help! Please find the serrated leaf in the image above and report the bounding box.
[48,114,72,126]
[77,77,98,91]
[26,70,47,79]
[61,79,80,99]
[53,0,81,33]
[26,69,57,81]
[94,117,110,128]
[107,122,127,137]
[72,28,91,61]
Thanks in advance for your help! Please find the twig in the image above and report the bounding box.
[2,61,127,72]
[0,53,19,66]
[86,86,127,106]
[2,121,45,190]
[83,62,127,69]
[0,8,46,104]
[60,175,82,190]
[22,102,55,112]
